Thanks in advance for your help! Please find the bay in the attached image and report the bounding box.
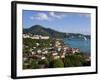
[63,38,91,55]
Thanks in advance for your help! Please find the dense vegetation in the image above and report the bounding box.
[23,25,66,38]
[23,53,90,69]
[23,38,51,49]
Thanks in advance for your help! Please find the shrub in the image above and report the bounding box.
[30,59,39,69]
[64,56,74,67]
[38,59,49,67]
[51,59,64,68]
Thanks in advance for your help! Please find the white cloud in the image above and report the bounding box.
[36,13,49,20]
[49,12,65,19]
[30,12,66,21]
[30,13,50,21]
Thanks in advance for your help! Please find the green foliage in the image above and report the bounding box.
[23,63,30,69]
[29,59,39,69]
[38,59,49,67]
[51,59,64,68]
[23,25,67,38]
[64,56,74,67]
[23,38,51,49]
[64,54,85,67]
[70,55,83,66]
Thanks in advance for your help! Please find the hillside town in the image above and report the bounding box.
[23,34,50,39]
[23,34,90,69]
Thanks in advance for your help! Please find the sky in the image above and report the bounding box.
[22,10,91,35]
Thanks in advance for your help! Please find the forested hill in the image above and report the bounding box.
[23,25,67,38]
[23,25,90,39]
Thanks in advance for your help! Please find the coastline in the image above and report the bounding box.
[63,38,91,56]
[58,38,91,65]
[23,36,91,69]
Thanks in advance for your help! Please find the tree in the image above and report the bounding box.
[38,59,49,68]
[23,63,30,69]
[51,59,64,68]
[30,59,39,69]
[64,55,84,67]
[70,55,83,66]
[64,56,74,67]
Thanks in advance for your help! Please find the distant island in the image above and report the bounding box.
[23,25,90,39]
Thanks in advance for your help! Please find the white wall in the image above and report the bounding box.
[0,0,99,80]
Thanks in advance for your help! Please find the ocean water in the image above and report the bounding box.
[63,38,91,55]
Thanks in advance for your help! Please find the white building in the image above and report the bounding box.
[40,36,49,39]
[57,47,61,52]
[31,51,36,55]
[23,34,50,40]
[55,41,61,47]
[31,35,49,39]
[52,52,58,56]
[36,43,40,47]
[41,56,46,60]
[53,56,60,60]
[23,34,30,38]
[31,35,40,39]
[23,57,28,62]
[37,49,42,54]
[61,55,65,58]
[42,50,48,55]
[72,48,80,54]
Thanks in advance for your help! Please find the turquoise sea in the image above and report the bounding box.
[63,38,91,55]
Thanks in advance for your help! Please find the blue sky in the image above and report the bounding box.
[22,10,91,35]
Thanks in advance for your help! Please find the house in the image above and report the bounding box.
[72,48,80,54]
[53,56,60,60]
[23,57,28,62]
[55,41,61,47]
[57,47,61,52]
[52,52,58,56]
[31,51,36,55]
[23,34,30,38]
[61,55,65,58]
[40,36,50,39]
[65,47,80,54]
[41,56,46,60]
[31,35,49,39]
[66,48,72,53]
[62,52,66,55]
[36,43,40,47]
[37,49,42,54]
[31,35,40,39]
[29,48,33,52]
[23,34,50,39]
[42,50,48,55]
[33,47,36,49]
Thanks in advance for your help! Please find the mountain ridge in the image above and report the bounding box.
[23,25,90,39]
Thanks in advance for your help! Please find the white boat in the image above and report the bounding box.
[84,37,87,40]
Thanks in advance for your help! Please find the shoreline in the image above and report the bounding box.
[62,38,90,56]
[23,37,91,69]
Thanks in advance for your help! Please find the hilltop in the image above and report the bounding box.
[23,25,90,39]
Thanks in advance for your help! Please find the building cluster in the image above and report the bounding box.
[23,34,50,39]
[23,38,80,63]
